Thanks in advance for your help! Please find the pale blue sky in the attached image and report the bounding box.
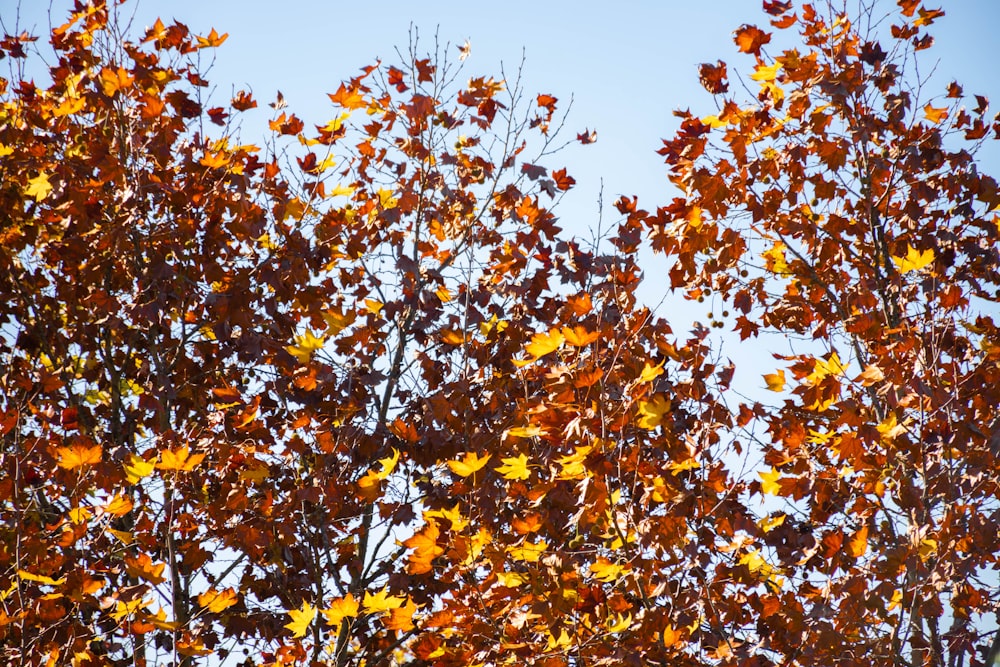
[8,0,1000,385]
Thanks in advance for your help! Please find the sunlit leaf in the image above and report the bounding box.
[447,451,491,477]
[759,468,782,495]
[891,245,934,274]
[322,594,359,627]
[284,601,316,638]
[525,329,564,358]
[198,588,238,613]
[495,454,531,481]
[362,587,405,615]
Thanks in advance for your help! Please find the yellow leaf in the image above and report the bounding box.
[198,588,238,613]
[525,328,564,358]
[759,468,782,495]
[888,589,903,611]
[505,425,545,439]
[435,285,452,302]
[918,538,937,562]
[199,151,229,169]
[18,570,66,587]
[662,624,681,647]
[750,62,782,82]
[285,330,326,363]
[362,587,405,615]
[447,451,491,477]
[848,525,869,558]
[667,457,700,476]
[701,114,728,129]
[637,360,665,384]
[495,454,531,481]
[495,571,527,587]
[26,173,54,202]
[383,597,418,632]
[891,244,934,274]
[102,494,133,517]
[124,553,166,585]
[126,454,158,480]
[762,241,789,274]
[758,513,786,533]
[195,27,229,48]
[56,443,102,470]
[424,504,468,531]
[763,369,786,392]
[156,446,205,472]
[508,539,547,563]
[284,601,316,638]
[440,328,467,346]
[856,364,884,386]
[0,144,14,157]
[637,394,671,429]
[923,103,948,124]
[877,413,907,441]
[561,326,599,347]
[364,299,384,315]
[556,445,592,480]
[106,528,134,545]
[68,506,92,524]
[607,612,632,633]
[323,309,354,334]
[328,184,355,198]
[322,593,360,626]
[589,558,626,583]
[99,66,134,96]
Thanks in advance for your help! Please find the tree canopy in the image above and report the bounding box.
[1,1,998,666]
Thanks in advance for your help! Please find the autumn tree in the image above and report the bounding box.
[0,2,743,665]
[644,1,1000,666]
[2,1,999,666]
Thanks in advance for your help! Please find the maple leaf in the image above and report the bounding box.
[195,27,228,48]
[637,394,671,429]
[759,468,782,495]
[557,445,592,480]
[637,360,665,384]
[362,587,405,615]
[125,553,166,585]
[848,526,869,558]
[763,369,786,392]
[922,103,948,124]
[286,330,326,363]
[328,83,366,110]
[524,329,565,358]
[447,451,491,477]
[561,326,599,347]
[284,601,316,638]
[384,597,418,632]
[403,521,443,575]
[156,446,205,472]
[758,514,786,533]
[198,588,238,613]
[733,24,771,54]
[102,494,133,517]
[891,244,934,273]
[322,594,359,626]
[505,425,545,439]
[26,173,53,201]
[100,66,135,96]
[495,454,531,481]
[56,443,102,470]
[17,570,66,587]
[508,539,547,563]
[589,558,626,583]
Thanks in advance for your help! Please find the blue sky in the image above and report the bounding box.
[9,0,1000,386]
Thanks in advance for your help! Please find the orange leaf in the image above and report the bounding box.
[198,587,238,613]
[322,593,360,627]
[403,522,444,575]
[383,597,418,632]
[923,103,948,124]
[156,446,205,472]
[525,328,564,358]
[561,326,598,347]
[56,443,102,470]
[447,452,491,477]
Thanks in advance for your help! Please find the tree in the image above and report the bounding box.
[0,1,997,667]
[646,1,1000,666]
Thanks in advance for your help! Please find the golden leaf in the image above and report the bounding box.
[18,570,66,587]
[891,244,934,274]
[102,494,133,517]
[505,425,545,439]
[763,369,786,392]
[284,601,316,638]
[637,360,665,384]
[447,451,491,477]
[383,597,418,632]
[56,443,102,470]
[123,453,155,483]
[759,468,782,495]
[525,328,564,358]
[507,539,547,563]
[362,587,405,615]
[848,525,869,558]
[923,103,948,124]
[758,514,786,533]
[561,326,599,347]
[198,588,238,613]
[156,446,205,472]
[495,454,531,481]
[322,593,359,627]
[285,330,325,363]
[26,173,53,201]
[637,394,671,429]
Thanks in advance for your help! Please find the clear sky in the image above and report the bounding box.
[8,0,1000,383]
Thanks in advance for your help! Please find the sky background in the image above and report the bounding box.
[7,0,1000,391]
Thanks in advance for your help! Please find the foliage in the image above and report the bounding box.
[0,1,997,666]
